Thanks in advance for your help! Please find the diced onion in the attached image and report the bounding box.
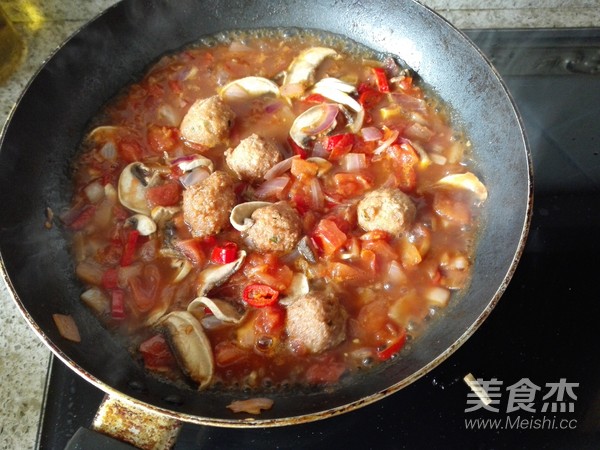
[255,176,290,199]
[360,126,383,142]
[52,314,81,343]
[373,129,399,155]
[309,178,325,210]
[84,181,105,204]
[227,397,274,414]
[80,287,110,315]
[424,286,451,307]
[340,153,367,172]
[99,142,117,161]
[387,260,408,285]
[264,156,299,180]
[179,167,210,188]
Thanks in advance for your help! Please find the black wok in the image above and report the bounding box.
[0,0,531,438]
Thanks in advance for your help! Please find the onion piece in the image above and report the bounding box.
[254,176,290,199]
[84,181,105,204]
[52,314,81,343]
[309,177,325,210]
[424,286,451,308]
[179,167,211,189]
[361,126,383,142]
[373,129,400,155]
[263,156,299,180]
[340,153,367,172]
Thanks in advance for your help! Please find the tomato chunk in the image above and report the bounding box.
[312,218,347,256]
[146,182,181,207]
[139,334,177,371]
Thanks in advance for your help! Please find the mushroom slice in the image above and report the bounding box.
[171,258,193,283]
[159,311,214,389]
[311,79,361,112]
[188,296,246,324]
[197,250,247,297]
[86,125,126,142]
[297,235,317,263]
[313,77,356,94]
[283,47,339,95]
[126,214,157,236]
[230,201,272,232]
[280,273,310,306]
[118,162,160,214]
[289,103,339,149]
[219,76,280,101]
[434,172,488,203]
[150,206,181,229]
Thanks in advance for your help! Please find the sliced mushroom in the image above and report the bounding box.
[86,125,125,142]
[150,206,181,229]
[311,78,364,133]
[230,201,272,232]
[283,47,339,95]
[188,296,246,324]
[158,311,214,389]
[197,250,247,297]
[434,172,488,202]
[280,272,310,306]
[171,258,193,283]
[118,162,160,214]
[126,214,157,236]
[219,76,280,101]
[297,235,317,264]
[172,154,215,173]
[289,103,339,149]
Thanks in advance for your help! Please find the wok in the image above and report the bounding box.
[0,0,531,445]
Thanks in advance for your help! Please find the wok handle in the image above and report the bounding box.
[65,394,182,449]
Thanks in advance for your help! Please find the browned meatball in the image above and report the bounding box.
[179,95,235,148]
[286,292,347,354]
[225,133,282,182]
[245,201,302,253]
[357,187,416,237]
[182,171,236,238]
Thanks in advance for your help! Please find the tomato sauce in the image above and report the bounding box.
[68,30,487,391]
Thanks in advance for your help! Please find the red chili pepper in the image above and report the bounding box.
[376,328,407,361]
[101,268,119,290]
[243,284,280,307]
[324,133,354,160]
[211,241,238,264]
[111,289,126,320]
[120,229,140,267]
[373,67,390,93]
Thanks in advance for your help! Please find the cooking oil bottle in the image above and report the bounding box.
[0,5,24,84]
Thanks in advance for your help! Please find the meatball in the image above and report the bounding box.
[179,95,235,148]
[357,187,416,236]
[286,292,347,354]
[225,133,282,182]
[182,171,236,238]
[245,201,302,253]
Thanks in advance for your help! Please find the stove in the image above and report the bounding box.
[37,28,600,449]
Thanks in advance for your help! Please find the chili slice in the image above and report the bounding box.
[376,328,407,361]
[111,289,126,320]
[211,241,238,264]
[243,284,280,307]
[373,67,390,93]
[120,229,140,267]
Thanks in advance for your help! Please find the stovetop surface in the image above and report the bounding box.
[37,28,600,449]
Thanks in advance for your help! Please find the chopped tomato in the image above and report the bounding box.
[291,158,319,178]
[146,182,181,207]
[312,218,347,256]
[303,93,328,103]
[372,67,390,93]
[118,138,144,162]
[174,238,206,265]
[147,125,180,154]
[139,334,177,371]
[243,284,280,307]
[120,229,140,267]
[387,144,418,192]
[357,299,399,347]
[211,241,238,264]
[433,191,471,225]
[327,262,367,283]
[332,172,373,198]
[254,305,286,336]
[215,341,249,367]
[358,84,384,110]
[324,133,354,160]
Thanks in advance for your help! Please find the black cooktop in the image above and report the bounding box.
[37,28,600,449]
